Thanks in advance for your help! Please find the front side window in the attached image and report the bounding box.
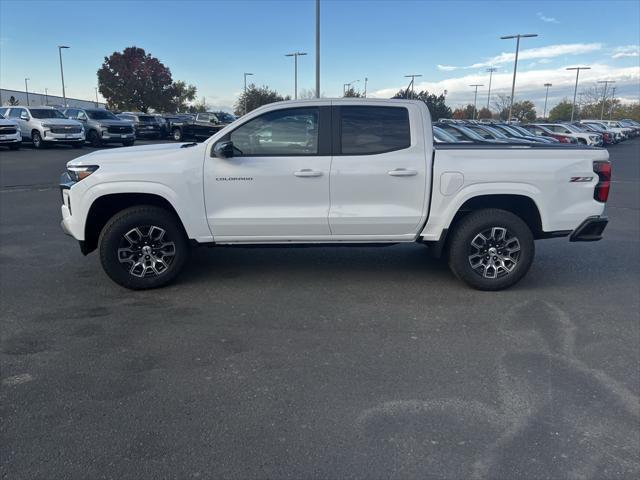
[340,106,410,155]
[8,108,24,119]
[86,110,117,120]
[230,107,319,156]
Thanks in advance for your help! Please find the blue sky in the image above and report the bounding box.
[1,0,638,112]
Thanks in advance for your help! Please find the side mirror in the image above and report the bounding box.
[20,113,29,121]
[213,141,234,159]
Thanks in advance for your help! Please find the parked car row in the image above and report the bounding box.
[0,106,237,150]
[433,118,640,146]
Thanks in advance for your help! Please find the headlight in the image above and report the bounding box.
[67,165,99,182]
[42,123,52,128]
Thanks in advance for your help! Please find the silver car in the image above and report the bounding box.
[64,108,135,147]
[0,106,84,149]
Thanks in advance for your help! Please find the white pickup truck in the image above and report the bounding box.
[60,99,610,291]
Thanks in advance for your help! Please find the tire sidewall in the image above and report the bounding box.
[89,130,101,147]
[99,207,189,290]
[448,209,535,291]
[32,131,43,148]
[172,128,182,141]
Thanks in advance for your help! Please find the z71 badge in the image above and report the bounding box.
[215,177,254,181]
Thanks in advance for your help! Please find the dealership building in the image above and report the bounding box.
[0,88,106,109]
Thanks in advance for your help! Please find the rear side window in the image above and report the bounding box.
[340,106,410,155]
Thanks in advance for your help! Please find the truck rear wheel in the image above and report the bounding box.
[447,209,534,291]
[172,128,183,141]
[99,206,189,290]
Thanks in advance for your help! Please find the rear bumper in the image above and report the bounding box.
[570,216,608,242]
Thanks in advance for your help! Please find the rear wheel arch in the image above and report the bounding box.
[83,193,188,255]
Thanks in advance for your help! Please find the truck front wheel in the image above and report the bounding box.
[447,209,534,291]
[99,206,189,290]
[172,128,183,141]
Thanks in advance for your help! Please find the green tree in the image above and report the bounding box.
[391,89,451,120]
[343,87,363,98]
[187,97,208,113]
[233,84,289,116]
[511,100,537,122]
[548,99,575,122]
[477,107,492,119]
[97,46,195,112]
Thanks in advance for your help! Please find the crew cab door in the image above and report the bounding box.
[204,106,332,238]
[329,103,428,236]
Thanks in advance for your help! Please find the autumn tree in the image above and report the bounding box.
[97,46,197,112]
[391,89,451,120]
[234,84,289,116]
[548,99,575,122]
[477,107,492,119]
[510,101,537,122]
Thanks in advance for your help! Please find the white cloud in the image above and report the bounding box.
[537,12,559,24]
[612,45,640,59]
[442,43,602,70]
[369,63,640,112]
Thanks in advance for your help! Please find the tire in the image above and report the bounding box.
[32,131,45,149]
[172,128,183,142]
[447,209,534,291]
[99,206,189,290]
[8,142,20,150]
[88,130,102,148]
[123,139,135,147]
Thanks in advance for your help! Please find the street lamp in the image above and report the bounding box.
[609,86,616,121]
[343,79,359,96]
[315,0,320,98]
[566,66,591,121]
[45,87,49,106]
[486,67,497,110]
[58,45,70,107]
[285,51,307,99]
[363,77,368,98]
[243,72,254,115]
[24,78,30,106]
[543,83,552,119]
[501,33,538,123]
[469,84,484,120]
[404,74,422,99]
[95,87,99,107]
[597,80,615,120]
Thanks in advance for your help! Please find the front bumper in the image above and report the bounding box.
[0,135,21,143]
[570,216,608,242]
[44,130,84,142]
[100,132,135,142]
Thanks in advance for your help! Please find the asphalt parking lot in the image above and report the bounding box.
[1,139,639,479]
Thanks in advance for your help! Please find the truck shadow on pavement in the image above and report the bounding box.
[356,299,640,480]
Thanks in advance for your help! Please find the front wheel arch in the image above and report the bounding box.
[84,193,188,255]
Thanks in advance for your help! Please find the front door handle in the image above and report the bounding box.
[388,168,418,177]
[295,169,323,177]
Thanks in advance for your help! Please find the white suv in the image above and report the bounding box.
[0,106,84,149]
[0,113,22,150]
[534,123,602,146]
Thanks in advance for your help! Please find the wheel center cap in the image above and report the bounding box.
[142,246,152,255]
[488,247,497,255]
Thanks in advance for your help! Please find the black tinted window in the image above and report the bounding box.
[340,106,410,155]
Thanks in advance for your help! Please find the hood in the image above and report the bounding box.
[37,118,83,127]
[68,142,205,167]
[0,118,18,127]
[90,119,133,127]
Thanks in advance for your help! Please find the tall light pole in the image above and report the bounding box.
[58,45,70,107]
[24,78,30,106]
[363,77,368,98]
[470,84,484,120]
[285,51,307,99]
[543,83,552,119]
[95,87,99,107]
[597,80,615,120]
[566,66,590,121]
[45,87,49,106]
[486,67,497,109]
[404,74,422,99]
[609,86,617,121]
[501,33,538,123]
[315,0,320,98]
[243,72,254,115]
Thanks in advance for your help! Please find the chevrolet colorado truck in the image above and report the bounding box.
[60,99,610,291]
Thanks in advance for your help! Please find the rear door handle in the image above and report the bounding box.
[295,169,323,177]
[388,168,418,177]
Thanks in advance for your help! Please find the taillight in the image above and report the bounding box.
[593,161,611,203]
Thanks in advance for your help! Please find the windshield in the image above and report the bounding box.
[484,126,508,138]
[456,126,487,141]
[30,109,66,119]
[511,125,532,136]
[86,110,118,120]
[215,112,235,123]
[433,126,458,143]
